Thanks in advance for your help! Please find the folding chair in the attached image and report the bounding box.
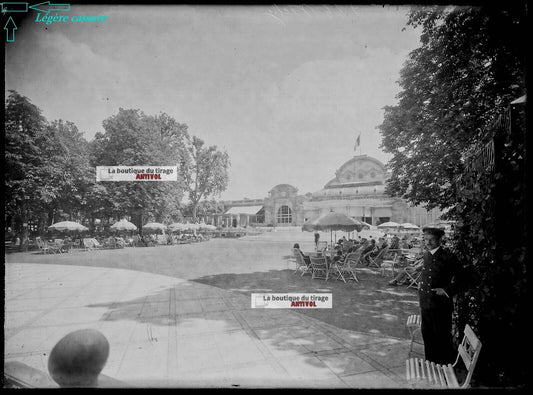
[406,314,423,357]
[367,247,389,268]
[330,256,346,282]
[83,238,103,251]
[406,324,482,388]
[36,237,53,254]
[37,237,62,254]
[309,256,329,281]
[292,249,312,277]
[406,270,422,289]
[334,251,361,282]
[380,252,399,277]
[49,240,64,254]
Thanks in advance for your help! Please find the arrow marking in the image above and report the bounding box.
[29,1,70,15]
[4,16,17,42]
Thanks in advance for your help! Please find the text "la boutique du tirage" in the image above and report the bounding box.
[35,13,108,25]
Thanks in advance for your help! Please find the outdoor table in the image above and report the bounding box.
[48,241,64,254]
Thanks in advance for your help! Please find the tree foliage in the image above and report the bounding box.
[451,102,526,388]
[5,91,100,243]
[5,90,48,214]
[378,4,527,388]
[90,108,190,224]
[39,120,93,223]
[5,91,230,238]
[181,198,226,221]
[379,4,526,209]
[180,136,230,219]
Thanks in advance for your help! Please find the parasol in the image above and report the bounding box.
[302,212,366,233]
[48,221,89,232]
[110,219,137,231]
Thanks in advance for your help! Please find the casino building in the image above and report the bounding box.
[218,155,442,228]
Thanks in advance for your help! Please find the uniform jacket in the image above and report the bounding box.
[418,247,466,310]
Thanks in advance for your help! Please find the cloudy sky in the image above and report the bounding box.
[5,4,422,201]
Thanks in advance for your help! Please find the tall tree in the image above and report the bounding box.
[378,5,527,387]
[90,109,189,226]
[39,120,93,226]
[378,4,526,209]
[5,90,48,247]
[181,136,230,219]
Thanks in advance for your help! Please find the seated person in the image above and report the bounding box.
[338,236,348,248]
[376,237,388,251]
[388,258,423,286]
[132,234,142,247]
[61,236,72,252]
[293,243,310,264]
[361,239,377,264]
[332,248,345,263]
[389,236,401,250]
[141,234,152,246]
[346,245,358,254]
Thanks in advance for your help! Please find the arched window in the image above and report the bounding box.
[277,205,292,224]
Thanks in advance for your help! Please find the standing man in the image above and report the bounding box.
[418,227,466,364]
[314,231,320,250]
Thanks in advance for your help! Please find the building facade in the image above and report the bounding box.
[220,155,442,228]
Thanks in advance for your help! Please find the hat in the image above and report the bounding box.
[422,227,445,238]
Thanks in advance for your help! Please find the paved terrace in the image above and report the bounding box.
[4,229,421,388]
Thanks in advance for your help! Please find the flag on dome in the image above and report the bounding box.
[354,133,361,151]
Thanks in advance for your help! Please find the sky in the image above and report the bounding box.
[5,4,423,202]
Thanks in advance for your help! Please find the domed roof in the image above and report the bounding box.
[312,155,390,198]
[269,184,298,194]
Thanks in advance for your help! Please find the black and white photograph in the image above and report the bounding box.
[4,2,527,389]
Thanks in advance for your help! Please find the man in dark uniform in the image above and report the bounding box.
[418,227,466,364]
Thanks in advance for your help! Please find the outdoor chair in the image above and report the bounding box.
[115,237,126,248]
[103,237,116,249]
[36,237,56,254]
[406,268,422,289]
[380,252,399,277]
[52,239,67,253]
[399,247,421,261]
[332,251,361,283]
[329,257,346,282]
[292,249,312,277]
[406,324,482,388]
[83,238,103,251]
[309,256,329,281]
[367,247,389,268]
[82,238,92,250]
[45,239,63,254]
[406,314,423,357]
